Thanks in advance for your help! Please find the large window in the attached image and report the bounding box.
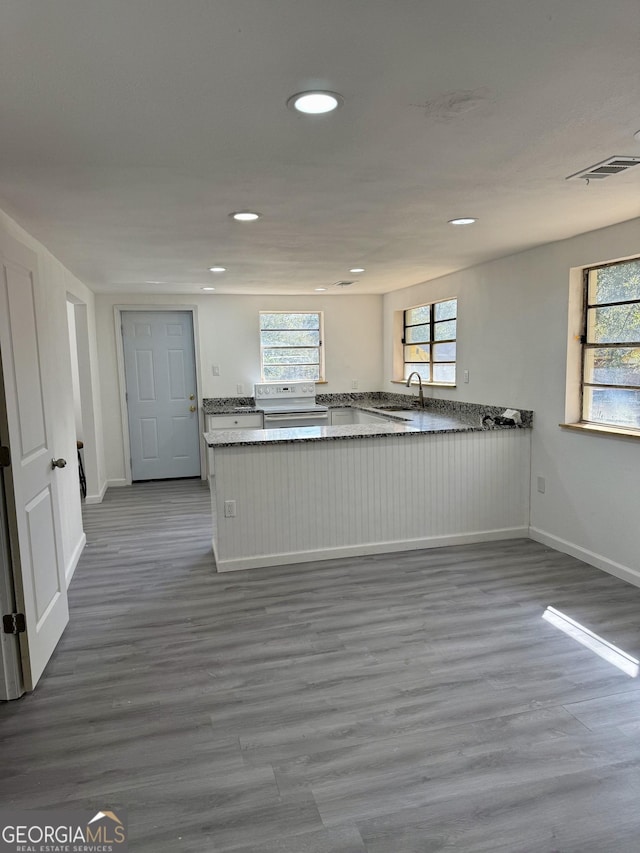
[403,298,457,384]
[581,259,640,430]
[259,311,324,381]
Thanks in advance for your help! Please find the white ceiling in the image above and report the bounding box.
[1,0,639,296]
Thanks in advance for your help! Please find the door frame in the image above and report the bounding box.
[114,305,205,485]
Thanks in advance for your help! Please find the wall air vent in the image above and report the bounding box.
[334,280,356,288]
[566,156,640,181]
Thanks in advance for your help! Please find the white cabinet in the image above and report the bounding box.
[205,412,263,478]
[354,410,391,424]
[330,408,356,425]
[206,412,263,431]
[330,408,392,425]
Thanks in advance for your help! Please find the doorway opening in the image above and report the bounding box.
[66,295,103,503]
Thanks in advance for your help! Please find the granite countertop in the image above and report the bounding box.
[203,398,261,414]
[204,404,530,448]
[202,392,532,447]
[205,421,420,447]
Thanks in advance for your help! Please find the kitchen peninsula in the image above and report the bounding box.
[204,394,533,573]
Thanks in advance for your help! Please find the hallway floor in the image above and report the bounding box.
[2,480,640,851]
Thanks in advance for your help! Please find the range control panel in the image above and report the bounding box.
[254,382,317,401]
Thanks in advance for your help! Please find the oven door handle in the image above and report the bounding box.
[263,412,328,421]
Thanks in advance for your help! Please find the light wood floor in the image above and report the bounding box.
[2,479,640,851]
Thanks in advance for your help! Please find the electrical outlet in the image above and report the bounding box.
[463,370,469,384]
[224,500,236,517]
[351,379,358,390]
[537,476,546,494]
[236,383,244,395]
[212,364,220,376]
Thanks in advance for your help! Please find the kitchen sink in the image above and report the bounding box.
[375,405,418,412]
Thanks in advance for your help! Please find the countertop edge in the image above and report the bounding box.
[205,421,531,448]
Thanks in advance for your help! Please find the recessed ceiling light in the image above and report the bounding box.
[229,211,261,221]
[208,266,227,273]
[201,287,215,291]
[349,267,365,273]
[287,91,343,115]
[448,217,477,225]
[314,287,327,292]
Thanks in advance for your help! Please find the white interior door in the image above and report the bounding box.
[122,311,201,481]
[0,231,69,692]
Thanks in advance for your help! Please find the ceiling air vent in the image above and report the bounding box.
[566,156,640,181]
[334,280,356,288]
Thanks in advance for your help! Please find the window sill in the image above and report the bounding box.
[390,380,456,388]
[559,422,640,441]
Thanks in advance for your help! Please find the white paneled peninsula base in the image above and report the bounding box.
[206,418,532,573]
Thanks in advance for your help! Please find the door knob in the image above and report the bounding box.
[189,405,197,412]
[51,458,67,469]
[189,394,195,400]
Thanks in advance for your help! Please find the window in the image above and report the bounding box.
[403,298,457,384]
[581,259,640,430]
[259,311,324,381]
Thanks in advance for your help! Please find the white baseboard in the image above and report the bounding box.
[529,526,640,589]
[84,479,108,504]
[65,532,87,587]
[106,478,128,488]
[215,527,529,573]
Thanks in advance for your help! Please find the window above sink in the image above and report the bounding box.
[400,298,457,385]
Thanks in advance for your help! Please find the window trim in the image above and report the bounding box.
[559,421,640,442]
[259,310,325,383]
[401,298,457,385]
[577,260,640,433]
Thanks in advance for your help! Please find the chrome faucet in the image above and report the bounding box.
[405,371,425,408]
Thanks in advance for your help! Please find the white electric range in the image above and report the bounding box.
[254,382,329,429]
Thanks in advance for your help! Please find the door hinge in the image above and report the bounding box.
[125,391,128,402]
[0,446,10,468]
[3,613,26,634]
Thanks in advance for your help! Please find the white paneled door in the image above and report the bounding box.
[122,311,201,481]
[0,232,69,694]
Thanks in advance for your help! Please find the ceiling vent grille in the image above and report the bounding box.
[566,156,640,181]
[334,280,356,287]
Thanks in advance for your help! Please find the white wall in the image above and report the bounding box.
[95,292,383,484]
[383,216,640,581]
[0,208,106,579]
